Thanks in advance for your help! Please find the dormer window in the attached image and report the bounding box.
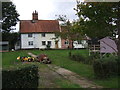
[28,34,32,37]
[42,33,45,37]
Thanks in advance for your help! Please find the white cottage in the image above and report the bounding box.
[20,11,61,49]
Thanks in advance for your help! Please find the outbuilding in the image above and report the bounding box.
[0,41,9,52]
[88,37,118,56]
[100,37,118,54]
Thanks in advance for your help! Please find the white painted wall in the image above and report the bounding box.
[21,33,61,49]
[73,40,88,49]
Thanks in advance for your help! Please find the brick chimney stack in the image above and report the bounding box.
[32,10,38,20]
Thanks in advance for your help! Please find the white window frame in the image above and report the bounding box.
[65,41,69,45]
[28,41,33,46]
[47,41,52,46]
[42,41,46,46]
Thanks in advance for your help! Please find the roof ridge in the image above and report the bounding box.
[20,20,58,21]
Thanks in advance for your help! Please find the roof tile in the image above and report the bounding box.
[20,20,60,33]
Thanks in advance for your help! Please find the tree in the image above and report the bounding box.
[75,2,118,38]
[2,32,19,49]
[75,1,120,55]
[2,1,19,32]
[55,14,86,49]
[55,15,75,48]
[1,1,20,50]
[117,2,120,56]
[55,15,67,26]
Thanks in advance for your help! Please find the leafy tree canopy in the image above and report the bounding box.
[75,2,118,39]
[2,1,19,32]
[75,1,120,56]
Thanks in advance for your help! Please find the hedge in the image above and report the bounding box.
[69,52,94,64]
[69,52,119,78]
[2,64,39,88]
[93,56,119,78]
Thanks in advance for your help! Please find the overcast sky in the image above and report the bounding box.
[13,0,80,20]
[11,0,82,32]
[1,0,118,32]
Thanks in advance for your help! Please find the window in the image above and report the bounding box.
[28,34,32,37]
[42,33,45,37]
[78,40,82,44]
[65,41,69,45]
[28,41,33,46]
[42,41,46,45]
[47,41,51,46]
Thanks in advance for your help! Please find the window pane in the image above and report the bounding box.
[42,33,45,37]
[65,41,69,44]
[48,41,51,46]
[28,41,33,45]
[28,34,32,37]
[31,41,33,45]
[78,40,82,44]
[42,41,46,45]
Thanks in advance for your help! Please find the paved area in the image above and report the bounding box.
[47,64,102,88]
[28,52,103,88]
[38,66,61,88]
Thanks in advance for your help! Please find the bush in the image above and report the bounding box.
[46,44,51,50]
[93,55,119,78]
[2,64,39,88]
[69,53,88,64]
[69,52,95,64]
[68,51,72,57]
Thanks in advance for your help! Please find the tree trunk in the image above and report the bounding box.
[118,22,120,56]
[117,2,120,57]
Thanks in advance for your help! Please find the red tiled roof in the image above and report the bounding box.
[20,20,60,33]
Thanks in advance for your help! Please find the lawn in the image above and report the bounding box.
[2,50,29,67]
[2,49,119,88]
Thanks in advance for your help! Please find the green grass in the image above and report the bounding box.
[2,49,119,88]
[31,49,94,78]
[94,77,119,88]
[31,49,119,88]
[55,79,82,88]
[2,50,29,67]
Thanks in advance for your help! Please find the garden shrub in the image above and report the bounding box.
[85,56,95,64]
[46,44,51,50]
[68,51,72,57]
[69,53,88,64]
[2,64,39,88]
[93,55,119,78]
[69,52,94,64]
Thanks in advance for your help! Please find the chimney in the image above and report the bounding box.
[32,10,38,20]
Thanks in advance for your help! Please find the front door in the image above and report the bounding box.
[55,41,58,49]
